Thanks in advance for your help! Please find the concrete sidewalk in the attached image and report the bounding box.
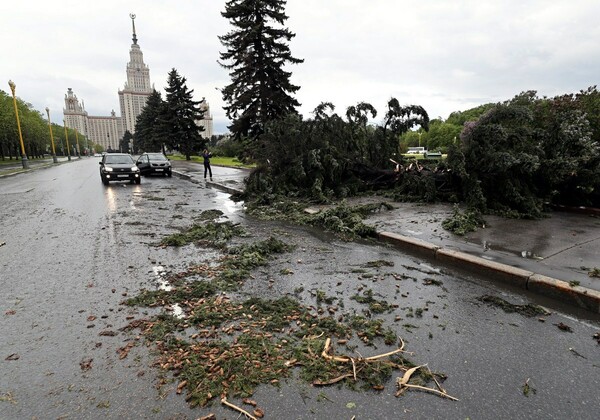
[171,159,248,194]
[173,161,600,313]
[0,156,75,177]
[366,201,600,313]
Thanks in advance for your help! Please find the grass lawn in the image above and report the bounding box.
[168,154,255,169]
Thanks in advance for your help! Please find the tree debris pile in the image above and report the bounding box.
[478,295,551,317]
[243,100,429,203]
[122,223,455,411]
[125,292,455,408]
[160,220,246,248]
[441,205,486,236]
[246,200,392,240]
[241,88,600,227]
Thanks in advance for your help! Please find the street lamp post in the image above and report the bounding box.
[63,120,71,161]
[45,107,58,163]
[74,128,81,159]
[7,80,29,169]
[107,133,110,152]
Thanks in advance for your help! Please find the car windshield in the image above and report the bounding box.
[105,155,133,164]
[147,154,167,161]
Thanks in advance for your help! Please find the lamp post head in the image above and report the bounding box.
[45,107,50,114]
[8,80,15,94]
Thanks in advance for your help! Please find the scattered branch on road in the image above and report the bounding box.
[221,397,258,420]
[478,295,551,317]
[522,378,536,397]
[396,365,459,401]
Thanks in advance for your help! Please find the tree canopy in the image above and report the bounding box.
[219,0,303,141]
[134,89,166,154]
[245,98,429,202]
[1,89,90,159]
[447,89,600,216]
[160,69,206,160]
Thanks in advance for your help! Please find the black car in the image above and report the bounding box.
[99,153,141,185]
[136,153,172,177]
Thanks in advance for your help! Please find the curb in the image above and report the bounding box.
[206,180,243,195]
[379,231,600,314]
[172,170,243,195]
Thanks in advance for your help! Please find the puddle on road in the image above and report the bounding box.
[153,265,171,291]
[152,265,184,319]
[521,251,544,260]
[217,195,244,215]
[170,304,184,319]
[419,262,442,274]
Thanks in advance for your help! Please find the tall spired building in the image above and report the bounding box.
[63,14,213,151]
[118,14,152,136]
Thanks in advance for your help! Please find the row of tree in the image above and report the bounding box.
[133,69,206,159]
[0,89,96,160]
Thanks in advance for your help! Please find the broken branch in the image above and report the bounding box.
[221,397,258,420]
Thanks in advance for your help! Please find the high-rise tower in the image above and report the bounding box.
[64,14,213,152]
[118,13,153,136]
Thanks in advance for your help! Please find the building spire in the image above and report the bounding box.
[130,13,138,44]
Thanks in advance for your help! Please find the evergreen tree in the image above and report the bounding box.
[120,130,133,153]
[160,69,205,160]
[219,0,303,141]
[134,89,165,153]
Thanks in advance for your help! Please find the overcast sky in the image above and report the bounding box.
[2,1,600,134]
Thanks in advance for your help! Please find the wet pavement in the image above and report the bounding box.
[172,159,600,312]
[1,158,599,419]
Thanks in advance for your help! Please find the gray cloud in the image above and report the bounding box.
[2,0,599,134]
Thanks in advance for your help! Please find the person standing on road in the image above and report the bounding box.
[202,148,213,180]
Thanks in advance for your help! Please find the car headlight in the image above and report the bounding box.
[104,167,113,172]
[132,166,139,171]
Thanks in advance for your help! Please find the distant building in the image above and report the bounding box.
[64,14,212,151]
[406,147,426,154]
[197,98,213,139]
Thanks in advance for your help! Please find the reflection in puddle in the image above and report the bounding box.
[521,251,544,260]
[105,187,117,213]
[152,265,184,318]
[217,193,244,214]
[153,265,171,291]
[171,304,184,319]
[419,263,441,273]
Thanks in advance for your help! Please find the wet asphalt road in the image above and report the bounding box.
[1,158,599,419]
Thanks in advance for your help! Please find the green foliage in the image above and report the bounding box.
[441,205,485,236]
[300,203,379,240]
[531,90,600,207]
[120,130,133,153]
[244,100,429,202]
[216,237,294,289]
[219,0,303,140]
[478,295,551,317]
[447,104,540,217]
[160,221,246,248]
[446,103,497,126]
[134,89,166,153]
[350,289,394,314]
[160,69,206,160]
[1,90,46,158]
[447,90,600,217]
[400,119,461,153]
